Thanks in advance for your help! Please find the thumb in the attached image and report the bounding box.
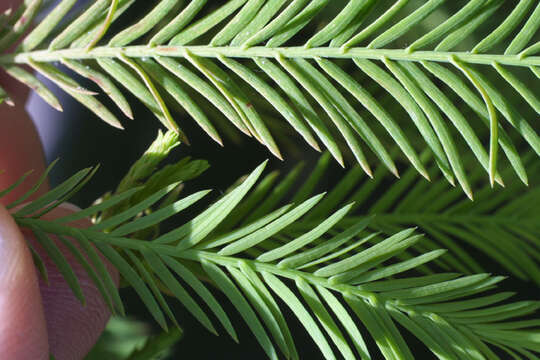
[35,204,119,360]
[0,105,49,206]
[0,203,49,360]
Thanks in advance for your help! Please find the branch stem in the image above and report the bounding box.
[1,46,538,67]
[16,216,376,300]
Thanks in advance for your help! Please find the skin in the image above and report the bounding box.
[0,1,118,358]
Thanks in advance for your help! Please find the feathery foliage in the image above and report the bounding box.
[236,151,540,285]
[2,150,539,359]
[0,0,539,195]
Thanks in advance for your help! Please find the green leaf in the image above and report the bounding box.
[316,286,370,359]
[160,254,238,341]
[202,260,278,360]
[3,65,62,111]
[111,190,210,236]
[219,192,325,256]
[56,235,115,313]
[257,203,353,262]
[219,55,319,151]
[91,182,180,231]
[243,162,304,224]
[281,217,372,269]
[238,261,298,359]
[227,266,290,358]
[0,170,33,199]
[15,167,92,216]
[19,0,77,51]
[156,160,267,247]
[125,249,178,328]
[28,241,48,285]
[0,0,41,52]
[201,204,293,250]
[142,250,216,334]
[314,228,417,277]
[72,229,124,315]
[296,278,356,360]
[262,272,334,360]
[352,249,447,284]
[54,187,142,224]
[139,58,222,145]
[97,244,166,329]
[60,59,133,119]
[149,0,208,46]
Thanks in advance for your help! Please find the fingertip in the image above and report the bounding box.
[0,204,49,359]
[37,204,119,360]
[0,106,48,205]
